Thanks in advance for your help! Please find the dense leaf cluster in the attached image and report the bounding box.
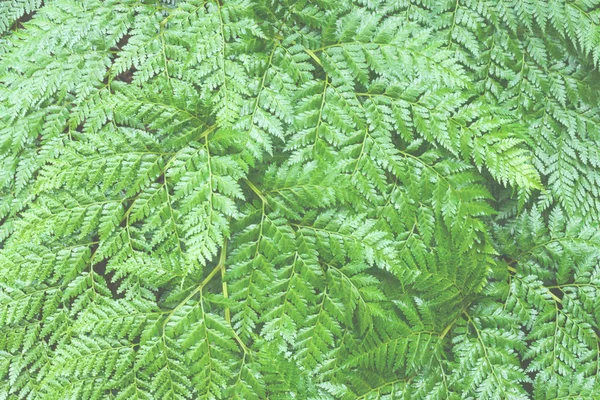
[1,0,600,398]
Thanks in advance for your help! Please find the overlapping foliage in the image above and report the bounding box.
[1,0,600,398]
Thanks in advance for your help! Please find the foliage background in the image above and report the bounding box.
[1,0,600,399]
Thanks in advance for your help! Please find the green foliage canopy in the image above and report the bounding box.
[1,0,600,398]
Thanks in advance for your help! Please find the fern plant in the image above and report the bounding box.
[1,0,600,399]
